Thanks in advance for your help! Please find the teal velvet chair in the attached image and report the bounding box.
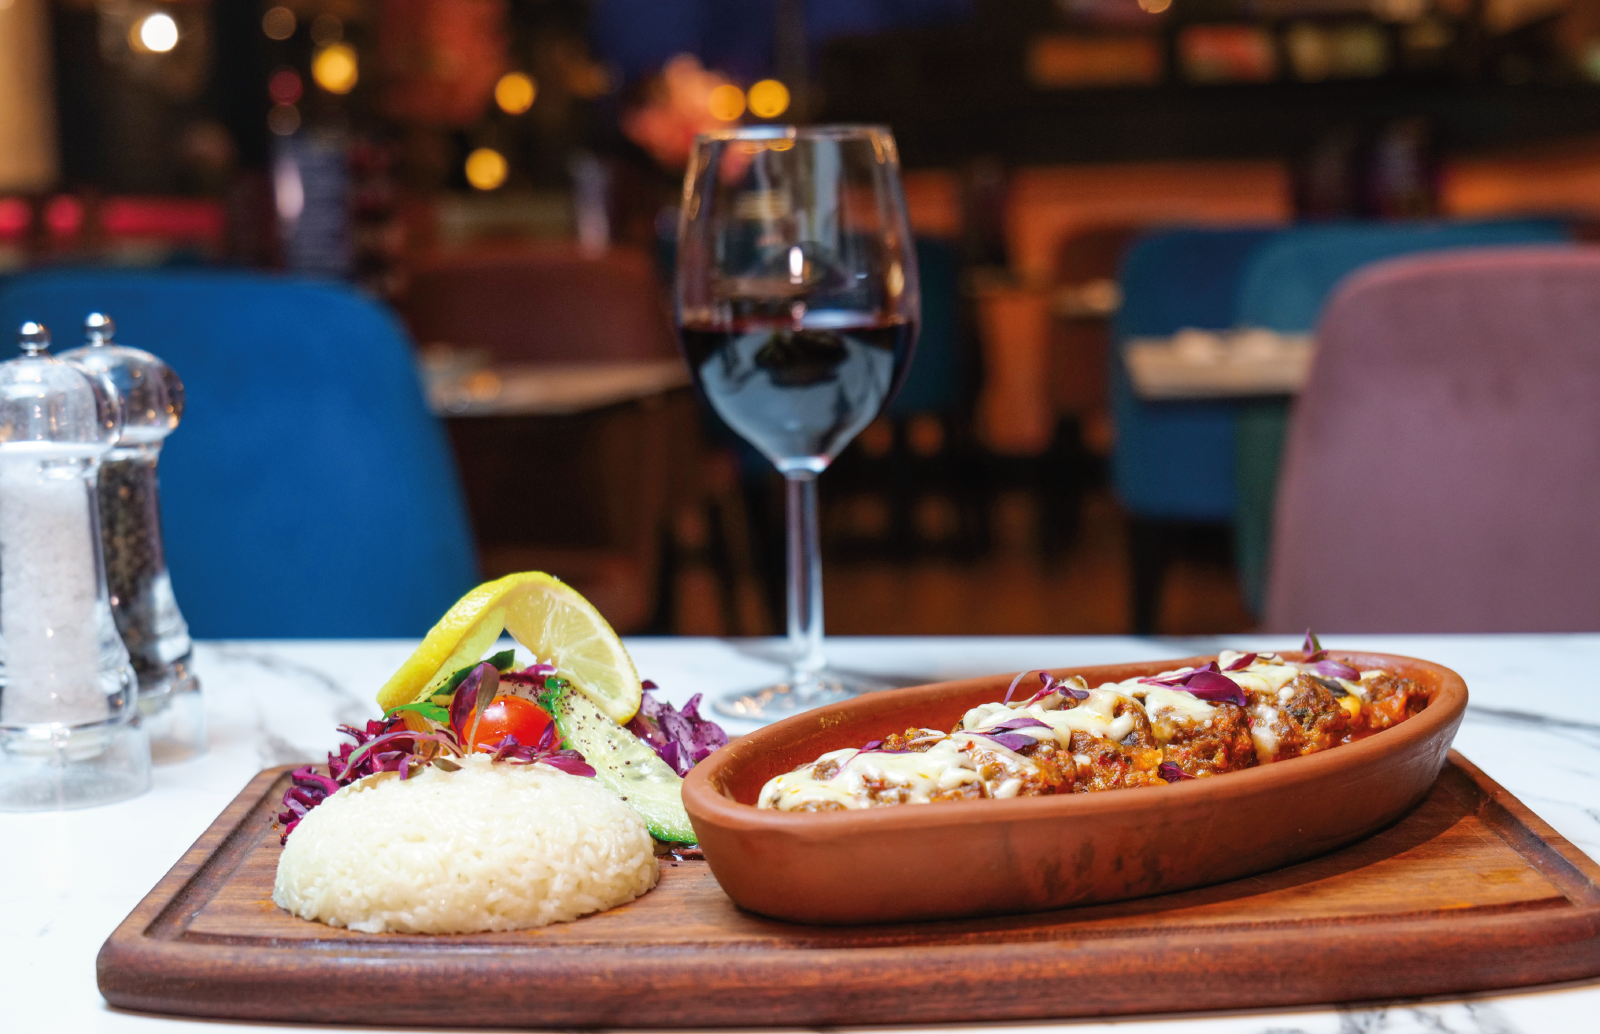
[0,270,479,638]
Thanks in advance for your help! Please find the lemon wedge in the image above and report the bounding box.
[376,572,642,724]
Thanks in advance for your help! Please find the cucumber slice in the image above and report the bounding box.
[545,682,696,843]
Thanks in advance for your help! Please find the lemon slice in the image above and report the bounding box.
[376,572,642,723]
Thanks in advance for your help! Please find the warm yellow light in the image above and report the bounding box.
[494,72,537,114]
[747,79,790,119]
[133,12,179,53]
[312,43,359,94]
[707,83,745,122]
[1138,0,1172,11]
[262,6,296,40]
[465,148,508,191]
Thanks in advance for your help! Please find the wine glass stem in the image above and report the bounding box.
[785,472,825,687]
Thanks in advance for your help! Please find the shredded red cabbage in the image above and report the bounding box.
[487,721,597,776]
[623,687,730,777]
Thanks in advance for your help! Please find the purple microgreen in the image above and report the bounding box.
[1310,675,1350,698]
[1309,658,1359,681]
[1303,629,1327,662]
[1138,662,1223,689]
[1002,670,1033,704]
[641,679,658,690]
[432,756,461,772]
[1023,673,1090,705]
[341,729,455,776]
[448,662,500,748]
[537,752,598,777]
[1181,670,1248,707]
[1158,761,1196,783]
[975,730,1041,752]
[861,739,885,750]
[986,716,1053,732]
[1223,653,1258,671]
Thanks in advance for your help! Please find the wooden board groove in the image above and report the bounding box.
[98,751,1600,1028]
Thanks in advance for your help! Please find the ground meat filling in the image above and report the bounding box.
[1363,674,1427,731]
[1274,673,1356,757]
[1161,703,1255,777]
[1070,698,1165,792]
[756,654,1428,811]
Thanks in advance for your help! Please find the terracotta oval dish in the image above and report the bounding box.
[682,651,1466,925]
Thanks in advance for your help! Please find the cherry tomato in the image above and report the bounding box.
[469,695,554,752]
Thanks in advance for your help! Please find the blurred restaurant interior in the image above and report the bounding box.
[4,0,1600,641]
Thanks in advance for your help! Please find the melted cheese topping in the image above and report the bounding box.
[756,652,1389,810]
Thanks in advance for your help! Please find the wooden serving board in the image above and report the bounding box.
[98,752,1600,1028]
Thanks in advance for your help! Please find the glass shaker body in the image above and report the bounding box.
[61,315,201,763]
[0,323,146,810]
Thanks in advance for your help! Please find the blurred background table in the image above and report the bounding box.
[5,634,1597,1034]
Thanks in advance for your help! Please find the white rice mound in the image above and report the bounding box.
[272,755,659,934]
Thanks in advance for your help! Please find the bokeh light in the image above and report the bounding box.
[268,68,303,106]
[133,12,179,53]
[312,43,359,94]
[747,79,790,119]
[465,148,509,191]
[495,72,537,115]
[708,83,745,122]
[267,103,301,136]
[261,6,296,40]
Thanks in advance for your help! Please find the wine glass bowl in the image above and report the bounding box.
[676,125,919,719]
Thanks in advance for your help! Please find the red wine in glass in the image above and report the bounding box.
[676,125,920,721]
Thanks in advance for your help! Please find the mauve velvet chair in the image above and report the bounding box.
[1266,246,1600,632]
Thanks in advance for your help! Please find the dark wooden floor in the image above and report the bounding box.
[669,488,1257,638]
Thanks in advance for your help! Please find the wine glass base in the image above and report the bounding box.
[712,669,897,723]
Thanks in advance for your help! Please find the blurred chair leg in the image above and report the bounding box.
[1234,399,1290,620]
[703,500,745,634]
[1128,518,1171,635]
[641,522,679,635]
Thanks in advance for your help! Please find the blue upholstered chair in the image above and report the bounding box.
[1230,218,1571,613]
[0,271,479,638]
[1111,227,1282,632]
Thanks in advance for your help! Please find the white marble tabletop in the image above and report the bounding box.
[6,634,1599,1033]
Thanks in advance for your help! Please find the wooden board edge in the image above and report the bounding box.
[97,767,294,986]
[96,907,1600,1028]
[1445,750,1600,906]
[96,759,1600,1029]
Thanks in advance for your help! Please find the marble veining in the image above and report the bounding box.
[2,634,1595,1034]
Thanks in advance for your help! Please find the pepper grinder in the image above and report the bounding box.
[61,313,203,763]
[0,322,147,810]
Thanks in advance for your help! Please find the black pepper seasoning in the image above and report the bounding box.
[62,313,203,761]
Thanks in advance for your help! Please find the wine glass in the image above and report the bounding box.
[676,124,920,721]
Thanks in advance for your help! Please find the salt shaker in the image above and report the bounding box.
[0,321,146,810]
[61,313,203,763]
